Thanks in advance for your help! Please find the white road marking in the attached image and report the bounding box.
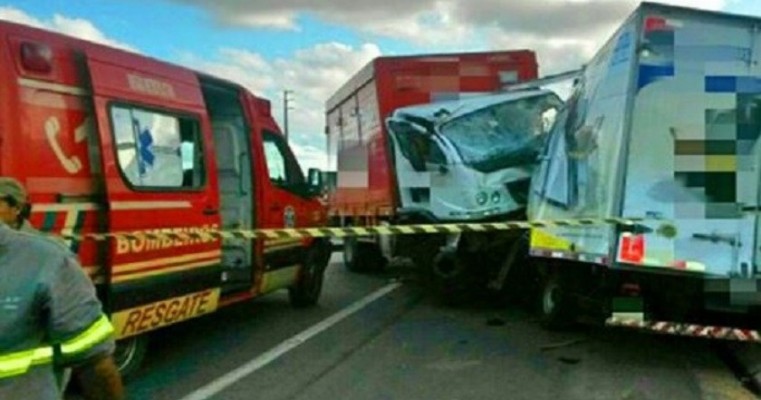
[179,281,403,400]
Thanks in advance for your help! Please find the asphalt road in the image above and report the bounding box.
[111,255,757,400]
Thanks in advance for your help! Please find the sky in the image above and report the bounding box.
[2,0,759,172]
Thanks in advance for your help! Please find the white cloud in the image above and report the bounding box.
[178,41,381,172]
[51,15,137,52]
[489,33,595,75]
[227,12,299,31]
[0,6,44,28]
[290,142,329,171]
[170,0,435,31]
[172,0,734,47]
[274,42,381,129]
[0,6,137,52]
[166,0,741,80]
[346,1,473,46]
[650,0,728,9]
[483,0,735,75]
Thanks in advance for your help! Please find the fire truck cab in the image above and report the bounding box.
[0,20,330,377]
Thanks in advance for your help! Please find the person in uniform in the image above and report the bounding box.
[0,177,124,399]
[0,177,36,232]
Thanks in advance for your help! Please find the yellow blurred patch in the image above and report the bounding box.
[260,265,300,294]
[705,155,736,172]
[530,229,572,251]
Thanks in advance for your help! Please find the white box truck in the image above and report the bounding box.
[528,2,761,340]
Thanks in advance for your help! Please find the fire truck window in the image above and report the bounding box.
[262,130,305,190]
[264,139,287,183]
[110,105,204,190]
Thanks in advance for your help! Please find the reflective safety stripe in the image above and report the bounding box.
[60,314,114,356]
[0,347,53,379]
[0,315,112,379]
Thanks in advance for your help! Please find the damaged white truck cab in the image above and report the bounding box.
[387,89,562,222]
[383,89,563,302]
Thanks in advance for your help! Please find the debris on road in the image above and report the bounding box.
[540,339,586,352]
[558,357,581,365]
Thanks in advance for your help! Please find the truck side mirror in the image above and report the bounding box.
[307,168,324,193]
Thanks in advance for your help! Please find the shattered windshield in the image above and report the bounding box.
[439,93,562,173]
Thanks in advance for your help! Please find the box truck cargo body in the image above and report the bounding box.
[529,2,761,333]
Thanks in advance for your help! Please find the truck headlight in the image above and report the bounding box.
[491,191,501,204]
[476,192,488,206]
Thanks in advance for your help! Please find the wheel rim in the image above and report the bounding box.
[113,338,138,373]
[305,259,322,297]
[543,282,557,315]
[308,265,322,298]
[344,240,355,264]
[432,252,461,279]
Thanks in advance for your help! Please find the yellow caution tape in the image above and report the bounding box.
[47,217,645,241]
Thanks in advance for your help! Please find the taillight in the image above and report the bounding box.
[621,283,641,296]
[619,233,645,264]
[20,41,53,74]
[643,16,667,33]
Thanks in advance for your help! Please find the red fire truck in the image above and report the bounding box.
[0,20,331,377]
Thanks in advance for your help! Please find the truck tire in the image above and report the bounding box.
[289,248,326,308]
[411,242,439,275]
[492,234,537,304]
[113,334,149,381]
[343,237,386,273]
[540,272,576,330]
[343,236,360,271]
[430,248,473,306]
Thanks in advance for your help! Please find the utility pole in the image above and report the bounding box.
[283,89,294,143]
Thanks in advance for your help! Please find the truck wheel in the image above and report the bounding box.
[411,242,439,277]
[113,335,149,381]
[430,248,472,306]
[289,249,325,308]
[492,234,535,304]
[343,236,360,271]
[540,272,576,330]
[343,238,386,273]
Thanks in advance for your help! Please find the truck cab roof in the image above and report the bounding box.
[390,88,558,124]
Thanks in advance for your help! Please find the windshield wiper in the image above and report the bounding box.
[434,104,468,126]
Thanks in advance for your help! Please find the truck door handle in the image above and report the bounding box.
[203,207,218,216]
